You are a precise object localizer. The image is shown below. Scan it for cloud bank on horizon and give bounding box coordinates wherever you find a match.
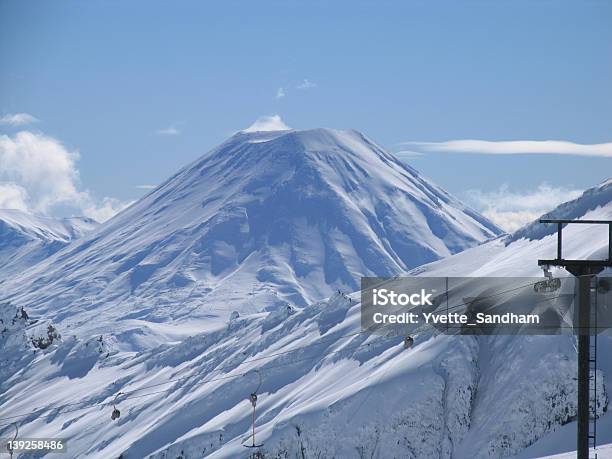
[0,130,130,222]
[404,139,612,158]
[466,184,583,232]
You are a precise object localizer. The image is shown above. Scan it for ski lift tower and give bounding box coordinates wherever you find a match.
[538,218,612,459]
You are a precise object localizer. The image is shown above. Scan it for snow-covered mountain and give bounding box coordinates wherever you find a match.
[0,209,97,278]
[1,171,610,458]
[2,127,500,343]
[0,131,612,459]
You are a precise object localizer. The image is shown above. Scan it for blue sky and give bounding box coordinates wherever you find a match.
[0,0,611,229]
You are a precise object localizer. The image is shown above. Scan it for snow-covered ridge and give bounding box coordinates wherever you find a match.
[0,209,97,243]
[413,179,612,278]
[509,178,612,243]
[0,209,98,277]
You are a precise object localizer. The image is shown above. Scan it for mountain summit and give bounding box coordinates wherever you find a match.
[6,128,500,336]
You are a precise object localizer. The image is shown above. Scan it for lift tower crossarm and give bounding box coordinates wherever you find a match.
[537,219,612,273]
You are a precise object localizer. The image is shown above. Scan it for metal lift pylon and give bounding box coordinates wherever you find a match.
[537,218,612,459]
[243,369,264,458]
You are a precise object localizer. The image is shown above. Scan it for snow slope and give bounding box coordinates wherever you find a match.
[535,444,612,459]
[513,406,612,458]
[0,180,610,458]
[1,127,500,345]
[0,209,97,278]
[0,295,484,458]
[411,179,612,458]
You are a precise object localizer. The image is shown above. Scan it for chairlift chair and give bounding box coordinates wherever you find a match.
[534,266,562,293]
[111,392,123,420]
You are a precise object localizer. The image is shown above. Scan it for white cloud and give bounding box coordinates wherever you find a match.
[135,184,156,190]
[276,87,286,99]
[82,197,133,223]
[403,139,612,158]
[0,131,129,222]
[156,126,181,136]
[0,183,29,211]
[242,115,291,133]
[296,79,317,90]
[394,150,424,159]
[466,184,583,232]
[0,113,39,126]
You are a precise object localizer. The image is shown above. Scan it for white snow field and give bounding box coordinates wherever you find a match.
[535,443,612,459]
[514,416,612,458]
[0,126,610,458]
